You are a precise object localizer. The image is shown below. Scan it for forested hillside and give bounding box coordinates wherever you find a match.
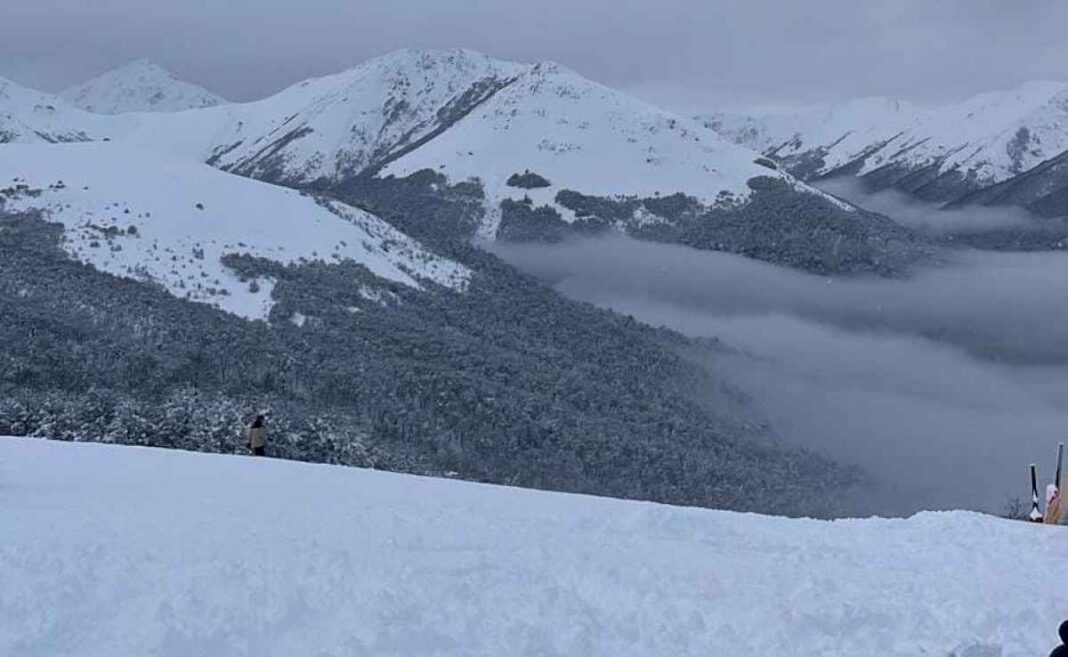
[0,211,864,516]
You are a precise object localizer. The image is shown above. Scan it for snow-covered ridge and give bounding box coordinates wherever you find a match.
[2,436,1065,657]
[126,49,788,201]
[3,48,856,257]
[129,48,530,182]
[114,49,808,238]
[860,80,1068,184]
[61,59,227,114]
[5,49,815,218]
[702,97,920,174]
[0,76,125,143]
[709,81,1068,190]
[0,142,470,319]
[380,58,793,232]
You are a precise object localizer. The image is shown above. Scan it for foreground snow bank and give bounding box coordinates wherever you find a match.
[1,437,1065,657]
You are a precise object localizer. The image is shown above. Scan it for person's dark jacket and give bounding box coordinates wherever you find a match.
[1051,620,1068,657]
[247,415,266,452]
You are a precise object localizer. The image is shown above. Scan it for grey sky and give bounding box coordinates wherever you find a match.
[3,0,1067,112]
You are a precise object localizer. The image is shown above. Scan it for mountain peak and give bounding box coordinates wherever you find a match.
[343,47,527,83]
[60,60,227,114]
[365,47,514,68]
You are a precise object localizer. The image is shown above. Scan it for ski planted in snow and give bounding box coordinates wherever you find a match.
[1044,443,1064,525]
[1030,463,1044,522]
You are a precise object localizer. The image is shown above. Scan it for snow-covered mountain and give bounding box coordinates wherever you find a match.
[708,81,1068,215]
[60,59,227,114]
[3,437,1065,657]
[378,59,786,235]
[0,141,469,319]
[0,76,121,143]
[702,97,920,179]
[86,48,899,273]
[177,49,525,183]
[127,49,788,208]
[859,82,1068,194]
[1,49,923,275]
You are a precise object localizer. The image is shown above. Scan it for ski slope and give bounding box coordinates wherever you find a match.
[1,437,1064,657]
[0,142,470,318]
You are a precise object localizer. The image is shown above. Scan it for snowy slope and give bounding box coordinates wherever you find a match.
[859,81,1068,184]
[60,60,227,114]
[0,142,470,318]
[712,82,1068,192]
[2,437,1066,657]
[0,77,124,143]
[380,60,801,234]
[125,49,527,181]
[703,97,919,175]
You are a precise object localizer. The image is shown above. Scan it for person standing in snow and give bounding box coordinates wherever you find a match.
[247,414,267,456]
[1051,620,1068,657]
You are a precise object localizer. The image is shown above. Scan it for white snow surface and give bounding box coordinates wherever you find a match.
[710,81,1068,186]
[703,97,920,172]
[0,142,470,318]
[860,81,1068,183]
[0,77,124,144]
[1,437,1066,657]
[61,60,227,114]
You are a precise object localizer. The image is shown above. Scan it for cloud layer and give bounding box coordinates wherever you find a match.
[492,236,1068,513]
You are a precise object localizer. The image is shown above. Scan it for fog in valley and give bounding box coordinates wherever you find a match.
[818,178,1040,234]
[491,234,1068,514]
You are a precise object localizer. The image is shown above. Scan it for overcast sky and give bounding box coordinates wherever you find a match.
[3,0,1066,112]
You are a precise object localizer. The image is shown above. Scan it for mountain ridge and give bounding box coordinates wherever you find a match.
[705,80,1068,219]
[60,59,227,114]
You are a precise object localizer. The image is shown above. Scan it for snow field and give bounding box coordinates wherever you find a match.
[1,437,1065,657]
[0,142,470,319]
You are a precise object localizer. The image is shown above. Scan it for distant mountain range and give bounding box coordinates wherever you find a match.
[703,81,1068,218]
[0,50,878,517]
[1,50,923,276]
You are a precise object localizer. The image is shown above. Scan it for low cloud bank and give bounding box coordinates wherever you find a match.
[817,177,1036,234]
[491,236,1068,513]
